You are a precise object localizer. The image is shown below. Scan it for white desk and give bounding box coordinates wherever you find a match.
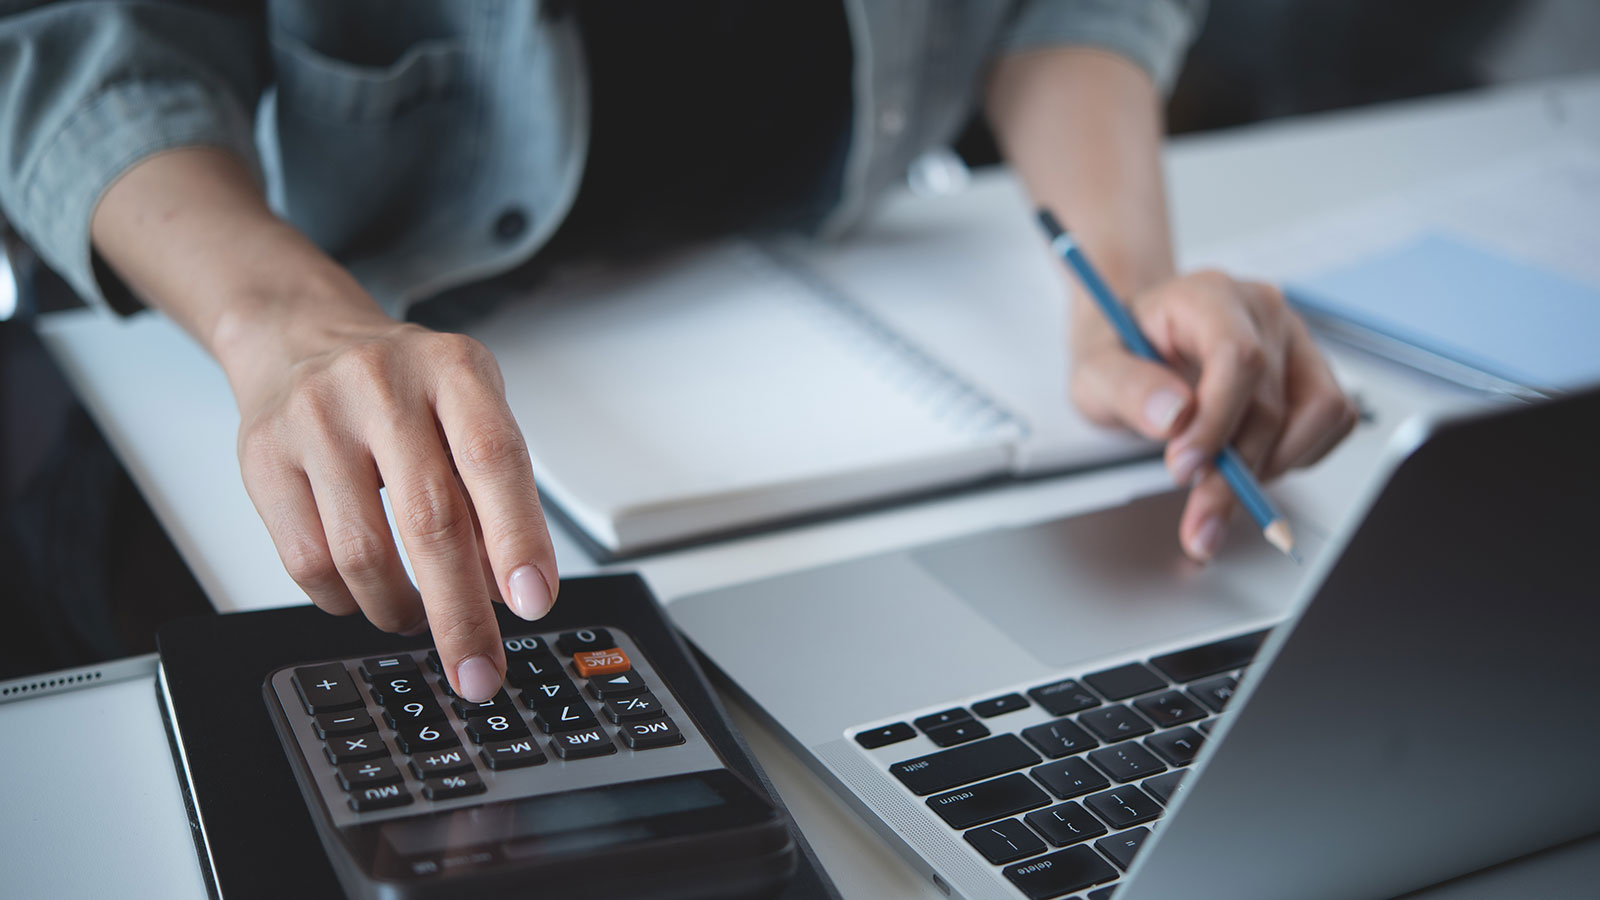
[12,75,1600,898]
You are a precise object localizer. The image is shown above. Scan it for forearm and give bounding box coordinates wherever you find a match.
[89,147,390,396]
[985,47,1176,344]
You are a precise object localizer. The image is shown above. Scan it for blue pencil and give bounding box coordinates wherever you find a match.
[1036,209,1298,561]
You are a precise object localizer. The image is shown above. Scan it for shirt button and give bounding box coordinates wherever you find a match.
[494,208,528,241]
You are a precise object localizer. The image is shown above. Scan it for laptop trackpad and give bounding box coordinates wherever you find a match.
[910,491,1315,669]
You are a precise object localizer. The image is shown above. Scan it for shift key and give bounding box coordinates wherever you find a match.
[889,735,1040,796]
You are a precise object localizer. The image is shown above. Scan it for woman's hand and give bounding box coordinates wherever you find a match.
[1069,270,1358,560]
[90,147,557,702]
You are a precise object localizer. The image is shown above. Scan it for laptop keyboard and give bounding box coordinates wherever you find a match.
[856,629,1269,900]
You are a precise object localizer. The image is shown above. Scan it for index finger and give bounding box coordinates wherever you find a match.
[376,432,506,702]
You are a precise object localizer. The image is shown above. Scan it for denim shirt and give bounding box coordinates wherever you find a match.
[0,0,1202,317]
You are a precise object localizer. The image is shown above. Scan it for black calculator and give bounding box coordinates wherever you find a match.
[265,625,795,899]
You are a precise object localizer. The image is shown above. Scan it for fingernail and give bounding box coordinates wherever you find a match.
[1143,388,1185,435]
[1188,516,1226,562]
[508,565,553,620]
[456,655,502,703]
[1171,446,1207,486]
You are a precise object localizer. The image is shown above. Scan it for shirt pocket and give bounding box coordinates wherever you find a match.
[268,30,474,257]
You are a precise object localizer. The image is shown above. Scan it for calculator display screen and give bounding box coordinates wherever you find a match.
[380,776,725,855]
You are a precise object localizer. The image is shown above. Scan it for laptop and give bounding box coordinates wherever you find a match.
[668,388,1600,900]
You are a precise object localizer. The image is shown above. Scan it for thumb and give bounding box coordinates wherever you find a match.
[1070,346,1194,441]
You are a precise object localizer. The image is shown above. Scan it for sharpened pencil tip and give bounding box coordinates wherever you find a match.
[1264,519,1298,561]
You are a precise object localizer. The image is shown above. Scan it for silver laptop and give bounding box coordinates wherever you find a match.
[669,389,1600,900]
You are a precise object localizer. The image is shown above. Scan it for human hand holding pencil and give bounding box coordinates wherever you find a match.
[1038,209,1358,562]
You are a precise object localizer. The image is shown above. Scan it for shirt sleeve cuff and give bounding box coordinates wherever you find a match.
[15,77,261,315]
[998,0,1207,94]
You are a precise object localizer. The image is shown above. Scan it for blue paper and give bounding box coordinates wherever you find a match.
[1288,234,1600,393]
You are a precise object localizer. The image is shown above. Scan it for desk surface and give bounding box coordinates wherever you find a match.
[17,75,1600,898]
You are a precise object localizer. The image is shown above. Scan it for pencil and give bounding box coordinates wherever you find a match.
[1035,208,1299,562]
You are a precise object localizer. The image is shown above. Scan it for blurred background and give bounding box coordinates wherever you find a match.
[3,0,1598,679]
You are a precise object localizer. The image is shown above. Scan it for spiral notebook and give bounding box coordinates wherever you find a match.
[473,176,1151,557]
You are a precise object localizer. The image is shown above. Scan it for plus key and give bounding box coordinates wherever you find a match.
[292,663,362,713]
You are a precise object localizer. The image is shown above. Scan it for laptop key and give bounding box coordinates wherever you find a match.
[1088,742,1166,783]
[1132,690,1208,728]
[855,723,916,749]
[928,773,1050,829]
[926,719,991,747]
[972,693,1030,718]
[1079,705,1155,742]
[1003,846,1118,899]
[1031,757,1111,799]
[1142,769,1187,805]
[1149,629,1269,682]
[1087,889,1117,900]
[1022,719,1099,758]
[913,708,972,732]
[964,817,1048,864]
[1083,786,1161,829]
[1095,827,1150,871]
[889,735,1041,796]
[1024,801,1107,846]
[1083,663,1167,701]
[1145,726,1205,767]
[1028,679,1101,717]
[1188,675,1238,712]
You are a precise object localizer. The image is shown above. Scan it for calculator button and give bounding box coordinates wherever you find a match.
[293,663,363,713]
[619,715,684,750]
[384,698,447,727]
[394,723,461,754]
[572,648,631,678]
[602,691,665,723]
[425,650,444,675]
[550,726,617,759]
[408,747,475,778]
[913,708,972,732]
[556,629,615,655]
[423,771,485,801]
[971,693,1030,718]
[501,635,549,656]
[481,737,547,770]
[587,669,649,700]
[533,702,599,734]
[370,674,430,707]
[450,689,517,719]
[359,655,418,682]
[520,677,581,709]
[1027,679,1101,717]
[925,719,990,747]
[349,783,412,812]
[465,712,532,744]
[505,653,564,688]
[854,723,916,749]
[324,734,389,765]
[337,759,403,791]
[314,710,377,738]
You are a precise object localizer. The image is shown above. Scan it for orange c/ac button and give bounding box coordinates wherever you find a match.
[573,648,631,677]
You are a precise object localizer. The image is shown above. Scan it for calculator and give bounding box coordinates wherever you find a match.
[265,625,795,899]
